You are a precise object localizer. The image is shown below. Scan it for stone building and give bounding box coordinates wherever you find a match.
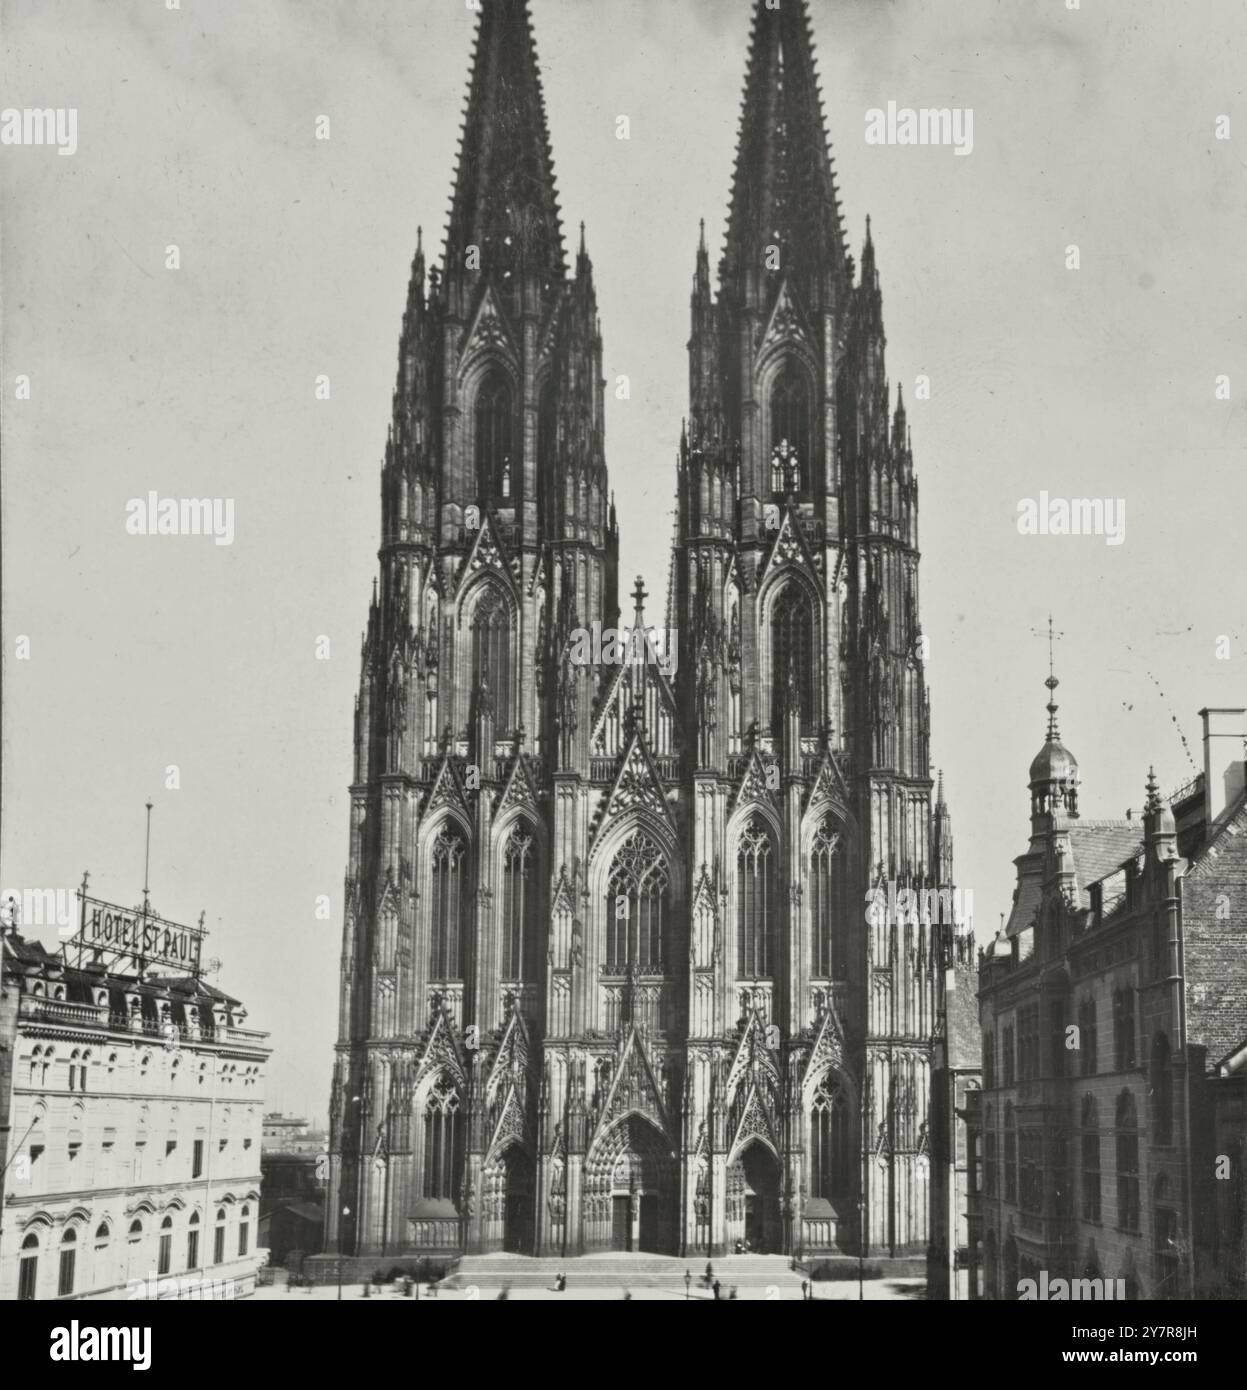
[326,0,965,1264]
[974,687,1247,1300]
[0,918,269,1300]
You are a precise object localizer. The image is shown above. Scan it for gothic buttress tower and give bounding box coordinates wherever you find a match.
[327,0,619,1259]
[671,0,966,1257]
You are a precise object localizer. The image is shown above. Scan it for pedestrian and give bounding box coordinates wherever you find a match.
[704,1260,713,1285]
[728,1285,738,1300]
[555,1271,566,1292]
[801,1279,808,1301]
[712,1278,721,1301]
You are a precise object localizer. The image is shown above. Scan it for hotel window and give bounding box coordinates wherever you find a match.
[158,1216,173,1275]
[1081,1094,1101,1222]
[192,1138,204,1178]
[1003,1103,1017,1201]
[238,1205,250,1257]
[1113,988,1136,1070]
[58,1229,77,1298]
[1115,1091,1140,1232]
[1078,997,1097,1075]
[94,1222,110,1262]
[18,1233,39,1301]
[213,1209,226,1265]
[187,1213,200,1269]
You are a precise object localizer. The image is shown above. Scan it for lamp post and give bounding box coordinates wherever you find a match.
[857,1195,865,1302]
[684,1269,691,1300]
[336,1205,349,1301]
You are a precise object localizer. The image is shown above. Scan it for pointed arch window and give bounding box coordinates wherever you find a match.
[737,818,777,978]
[471,586,512,730]
[1116,1091,1140,1232]
[770,364,810,493]
[501,824,539,981]
[606,832,670,972]
[1150,1033,1172,1146]
[422,1074,464,1202]
[811,819,846,979]
[771,585,815,735]
[430,828,467,981]
[474,369,514,503]
[1081,1094,1101,1222]
[809,1072,850,1199]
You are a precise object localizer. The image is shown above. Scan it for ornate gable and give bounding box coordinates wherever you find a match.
[594,1026,671,1142]
[590,651,680,756]
[804,746,853,818]
[457,512,519,594]
[726,1008,781,1100]
[486,1084,530,1159]
[802,999,848,1092]
[461,283,517,361]
[591,730,675,846]
[416,1010,467,1089]
[759,274,812,355]
[496,750,540,816]
[486,1007,530,1105]
[731,747,778,815]
[761,506,823,590]
[728,1081,779,1159]
[424,754,471,818]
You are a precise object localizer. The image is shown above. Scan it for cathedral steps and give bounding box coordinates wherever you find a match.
[445,1253,802,1290]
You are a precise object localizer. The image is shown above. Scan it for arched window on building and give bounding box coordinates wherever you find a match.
[770,364,811,493]
[737,818,777,978]
[57,1228,77,1297]
[606,831,670,972]
[809,1072,851,1199]
[1081,1094,1101,1222]
[19,1232,40,1300]
[471,586,512,730]
[1150,1033,1172,1146]
[238,1204,250,1257]
[422,1075,464,1202]
[810,820,846,979]
[158,1215,173,1276]
[429,827,468,981]
[1004,1102,1017,1202]
[213,1209,226,1265]
[500,823,539,982]
[1116,1091,1140,1232]
[474,369,514,503]
[186,1212,200,1270]
[770,586,815,735]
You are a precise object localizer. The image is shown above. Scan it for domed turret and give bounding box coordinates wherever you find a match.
[1029,640,1079,821]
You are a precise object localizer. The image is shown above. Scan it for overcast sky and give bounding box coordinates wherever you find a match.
[3,0,1244,1121]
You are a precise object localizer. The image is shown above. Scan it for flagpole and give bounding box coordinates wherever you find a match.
[140,800,153,974]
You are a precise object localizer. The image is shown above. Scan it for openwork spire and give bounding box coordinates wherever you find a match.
[444,0,566,287]
[722,0,848,288]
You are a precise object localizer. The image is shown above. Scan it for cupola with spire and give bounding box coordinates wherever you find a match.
[1029,618,1080,822]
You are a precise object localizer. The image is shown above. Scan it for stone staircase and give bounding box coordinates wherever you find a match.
[444,1252,802,1294]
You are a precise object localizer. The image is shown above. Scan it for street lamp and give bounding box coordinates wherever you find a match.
[337,1206,350,1301]
[857,1195,865,1302]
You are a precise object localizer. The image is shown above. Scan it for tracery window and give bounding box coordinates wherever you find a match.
[1116,1091,1140,1232]
[1081,1094,1101,1222]
[809,1072,851,1199]
[475,369,514,503]
[770,365,810,492]
[1004,1102,1017,1202]
[1150,1033,1172,1145]
[430,828,467,980]
[737,819,777,978]
[810,819,845,979]
[501,824,539,981]
[471,586,512,729]
[771,585,815,735]
[606,832,670,972]
[422,1074,464,1202]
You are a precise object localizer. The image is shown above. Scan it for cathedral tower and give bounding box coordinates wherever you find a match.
[328,0,964,1263]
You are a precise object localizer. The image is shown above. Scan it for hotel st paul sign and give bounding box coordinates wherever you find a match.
[71,886,205,976]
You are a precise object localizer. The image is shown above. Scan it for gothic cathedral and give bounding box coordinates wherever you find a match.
[327,0,964,1263]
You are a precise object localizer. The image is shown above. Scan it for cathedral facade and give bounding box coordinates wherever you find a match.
[325,0,966,1262]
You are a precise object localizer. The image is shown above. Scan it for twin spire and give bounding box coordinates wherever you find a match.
[444,0,565,291]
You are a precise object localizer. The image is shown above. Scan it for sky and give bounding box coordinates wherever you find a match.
[2,0,1244,1122]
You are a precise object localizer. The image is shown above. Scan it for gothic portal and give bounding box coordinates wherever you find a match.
[326,0,965,1262]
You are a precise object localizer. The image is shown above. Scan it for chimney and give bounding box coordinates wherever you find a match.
[1200,707,1247,826]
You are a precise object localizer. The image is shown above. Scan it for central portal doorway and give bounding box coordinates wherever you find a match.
[611,1196,631,1251]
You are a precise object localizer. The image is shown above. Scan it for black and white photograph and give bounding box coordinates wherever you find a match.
[1,0,1243,1360]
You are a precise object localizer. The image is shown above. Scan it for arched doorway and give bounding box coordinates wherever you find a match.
[481,1145,534,1254]
[729,1141,781,1253]
[584,1115,677,1254]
